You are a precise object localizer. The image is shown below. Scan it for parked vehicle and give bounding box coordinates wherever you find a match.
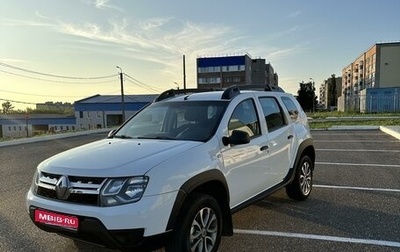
[26,85,315,252]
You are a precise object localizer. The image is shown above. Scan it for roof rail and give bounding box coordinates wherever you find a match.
[238,84,285,92]
[154,84,285,102]
[153,88,217,102]
[221,86,241,100]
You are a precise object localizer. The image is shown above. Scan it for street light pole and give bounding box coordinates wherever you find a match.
[116,66,125,123]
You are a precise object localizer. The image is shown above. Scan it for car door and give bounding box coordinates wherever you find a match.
[258,96,294,184]
[220,98,271,208]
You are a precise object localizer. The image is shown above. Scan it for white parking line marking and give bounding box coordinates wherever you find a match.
[234,229,400,248]
[314,184,400,193]
[316,149,400,153]
[311,134,386,137]
[314,140,398,143]
[316,162,400,168]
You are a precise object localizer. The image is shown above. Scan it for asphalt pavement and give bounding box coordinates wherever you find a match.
[0,126,399,251]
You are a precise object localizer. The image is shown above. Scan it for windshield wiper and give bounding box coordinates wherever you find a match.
[113,135,133,139]
[136,135,176,140]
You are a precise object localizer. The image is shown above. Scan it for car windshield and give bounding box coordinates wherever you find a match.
[113,101,228,141]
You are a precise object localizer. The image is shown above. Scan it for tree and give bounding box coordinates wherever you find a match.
[2,101,14,114]
[328,74,337,108]
[296,81,316,112]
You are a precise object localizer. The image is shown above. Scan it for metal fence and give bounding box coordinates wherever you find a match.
[345,93,400,113]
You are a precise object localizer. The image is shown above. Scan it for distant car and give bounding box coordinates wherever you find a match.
[26,85,315,252]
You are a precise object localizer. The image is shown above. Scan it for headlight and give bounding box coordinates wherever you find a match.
[100,176,149,207]
[30,170,39,195]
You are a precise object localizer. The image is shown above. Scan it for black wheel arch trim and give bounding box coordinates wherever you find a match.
[166,169,233,236]
[285,138,315,186]
[293,138,315,171]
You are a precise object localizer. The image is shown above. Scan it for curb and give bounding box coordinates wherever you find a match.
[327,125,380,130]
[323,125,400,140]
[380,126,400,140]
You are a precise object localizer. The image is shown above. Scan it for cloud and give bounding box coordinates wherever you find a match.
[267,47,300,61]
[2,10,305,91]
[2,11,300,69]
[92,0,124,12]
[57,18,241,64]
[139,17,173,30]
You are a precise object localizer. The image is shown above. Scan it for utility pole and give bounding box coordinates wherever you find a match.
[183,55,186,90]
[116,66,125,122]
[25,113,29,137]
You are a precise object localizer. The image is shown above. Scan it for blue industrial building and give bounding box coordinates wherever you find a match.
[0,94,157,138]
[74,94,157,130]
[0,114,76,138]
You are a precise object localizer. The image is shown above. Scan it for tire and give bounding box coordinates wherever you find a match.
[166,193,222,252]
[286,155,313,200]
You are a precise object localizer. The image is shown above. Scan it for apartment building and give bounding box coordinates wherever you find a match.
[197,55,278,89]
[339,42,400,112]
[319,82,326,108]
[322,76,342,110]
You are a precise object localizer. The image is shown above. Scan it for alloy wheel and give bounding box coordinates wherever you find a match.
[190,207,218,252]
[299,161,312,196]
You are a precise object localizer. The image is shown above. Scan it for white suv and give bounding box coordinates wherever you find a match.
[26,85,315,252]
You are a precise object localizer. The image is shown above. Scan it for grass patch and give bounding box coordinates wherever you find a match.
[307,111,400,129]
[309,118,400,129]
[307,111,400,119]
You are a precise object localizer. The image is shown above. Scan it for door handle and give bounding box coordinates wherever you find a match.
[260,145,269,151]
[287,135,294,140]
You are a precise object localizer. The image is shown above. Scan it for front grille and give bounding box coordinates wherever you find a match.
[36,172,106,206]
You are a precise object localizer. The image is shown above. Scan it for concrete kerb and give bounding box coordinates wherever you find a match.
[0,128,113,148]
[326,125,400,140]
[328,125,380,130]
[380,126,400,140]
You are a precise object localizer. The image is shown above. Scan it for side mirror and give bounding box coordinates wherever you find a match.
[222,130,250,146]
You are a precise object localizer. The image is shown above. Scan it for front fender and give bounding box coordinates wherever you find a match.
[166,169,233,236]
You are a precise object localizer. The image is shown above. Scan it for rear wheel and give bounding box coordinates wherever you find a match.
[166,193,222,252]
[286,155,313,200]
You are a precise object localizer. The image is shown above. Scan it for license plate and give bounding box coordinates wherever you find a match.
[34,209,79,230]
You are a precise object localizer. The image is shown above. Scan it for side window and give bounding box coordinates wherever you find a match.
[228,99,260,137]
[281,96,299,121]
[259,97,287,132]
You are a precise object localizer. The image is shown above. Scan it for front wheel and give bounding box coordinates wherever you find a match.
[166,193,222,252]
[286,155,313,200]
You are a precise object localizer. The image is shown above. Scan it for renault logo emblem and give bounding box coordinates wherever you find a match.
[55,176,70,200]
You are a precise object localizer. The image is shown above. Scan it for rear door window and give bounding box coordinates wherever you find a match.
[281,96,300,121]
[259,97,287,132]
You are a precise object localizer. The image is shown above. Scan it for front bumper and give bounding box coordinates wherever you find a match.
[29,206,169,251]
[26,189,177,251]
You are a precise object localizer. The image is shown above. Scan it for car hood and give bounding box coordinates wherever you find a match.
[38,138,202,177]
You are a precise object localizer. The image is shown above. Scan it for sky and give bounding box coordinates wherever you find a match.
[1,0,400,110]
